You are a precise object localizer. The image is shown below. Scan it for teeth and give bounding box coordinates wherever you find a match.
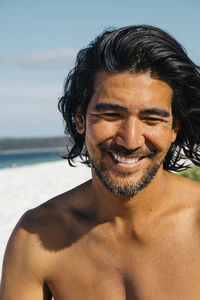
[113,154,140,164]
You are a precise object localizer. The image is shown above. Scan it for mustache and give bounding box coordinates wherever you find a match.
[99,143,157,158]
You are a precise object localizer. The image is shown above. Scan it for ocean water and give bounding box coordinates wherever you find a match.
[0,150,66,169]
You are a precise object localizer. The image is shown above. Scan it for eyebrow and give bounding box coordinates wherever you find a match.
[140,108,170,117]
[92,103,170,117]
[92,103,127,112]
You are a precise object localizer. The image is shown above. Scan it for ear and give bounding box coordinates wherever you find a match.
[75,107,85,134]
[171,120,179,143]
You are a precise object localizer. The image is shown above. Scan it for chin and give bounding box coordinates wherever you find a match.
[91,159,162,197]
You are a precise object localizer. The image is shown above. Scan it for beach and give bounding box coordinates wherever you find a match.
[0,160,91,273]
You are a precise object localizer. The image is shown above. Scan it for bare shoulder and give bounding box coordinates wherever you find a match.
[169,171,200,201]
[0,180,93,299]
[15,179,94,252]
[0,208,53,299]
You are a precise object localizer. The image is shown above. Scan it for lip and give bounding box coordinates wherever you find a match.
[108,152,145,169]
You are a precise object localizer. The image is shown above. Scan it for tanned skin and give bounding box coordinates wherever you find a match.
[1,72,200,300]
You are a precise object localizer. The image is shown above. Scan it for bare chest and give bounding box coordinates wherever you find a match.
[47,231,200,300]
[46,213,200,300]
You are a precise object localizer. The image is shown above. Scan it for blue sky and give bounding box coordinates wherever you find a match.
[1,0,200,137]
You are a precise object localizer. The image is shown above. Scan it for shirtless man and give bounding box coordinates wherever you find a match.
[1,25,200,300]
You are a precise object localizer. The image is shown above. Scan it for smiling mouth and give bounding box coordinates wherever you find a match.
[110,153,144,164]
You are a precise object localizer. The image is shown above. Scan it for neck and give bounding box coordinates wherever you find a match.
[91,167,171,223]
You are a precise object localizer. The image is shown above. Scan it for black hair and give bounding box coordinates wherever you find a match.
[58,24,200,172]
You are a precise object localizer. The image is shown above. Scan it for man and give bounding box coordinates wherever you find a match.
[1,25,200,300]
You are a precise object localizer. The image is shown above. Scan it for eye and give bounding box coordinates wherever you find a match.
[89,111,122,121]
[145,117,162,121]
[96,112,123,122]
[143,117,163,124]
[102,113,121,117]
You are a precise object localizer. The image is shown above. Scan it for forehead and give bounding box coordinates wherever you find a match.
[89,71,173,112]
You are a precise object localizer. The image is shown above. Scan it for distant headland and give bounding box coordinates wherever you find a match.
[0,136,69,153]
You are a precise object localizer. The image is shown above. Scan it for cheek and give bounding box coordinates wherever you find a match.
[144,126,174,152]
[86,119,117,145]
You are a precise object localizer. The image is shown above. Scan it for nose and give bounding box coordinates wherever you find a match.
[115,117,145,150]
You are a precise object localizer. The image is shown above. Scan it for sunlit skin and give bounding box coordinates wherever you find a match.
[1,72,200,300]
[76,72,178,220]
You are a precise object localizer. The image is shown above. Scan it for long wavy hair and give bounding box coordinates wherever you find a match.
[58,25,200,172]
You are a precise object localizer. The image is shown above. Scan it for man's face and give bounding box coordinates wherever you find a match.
[76,71,177,196]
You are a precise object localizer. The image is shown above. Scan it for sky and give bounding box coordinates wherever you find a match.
[0,0,200,138]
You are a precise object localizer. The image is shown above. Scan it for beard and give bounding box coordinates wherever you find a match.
[90,143,162,197]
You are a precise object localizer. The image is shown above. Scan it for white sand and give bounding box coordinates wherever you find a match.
[0,160,91,273]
